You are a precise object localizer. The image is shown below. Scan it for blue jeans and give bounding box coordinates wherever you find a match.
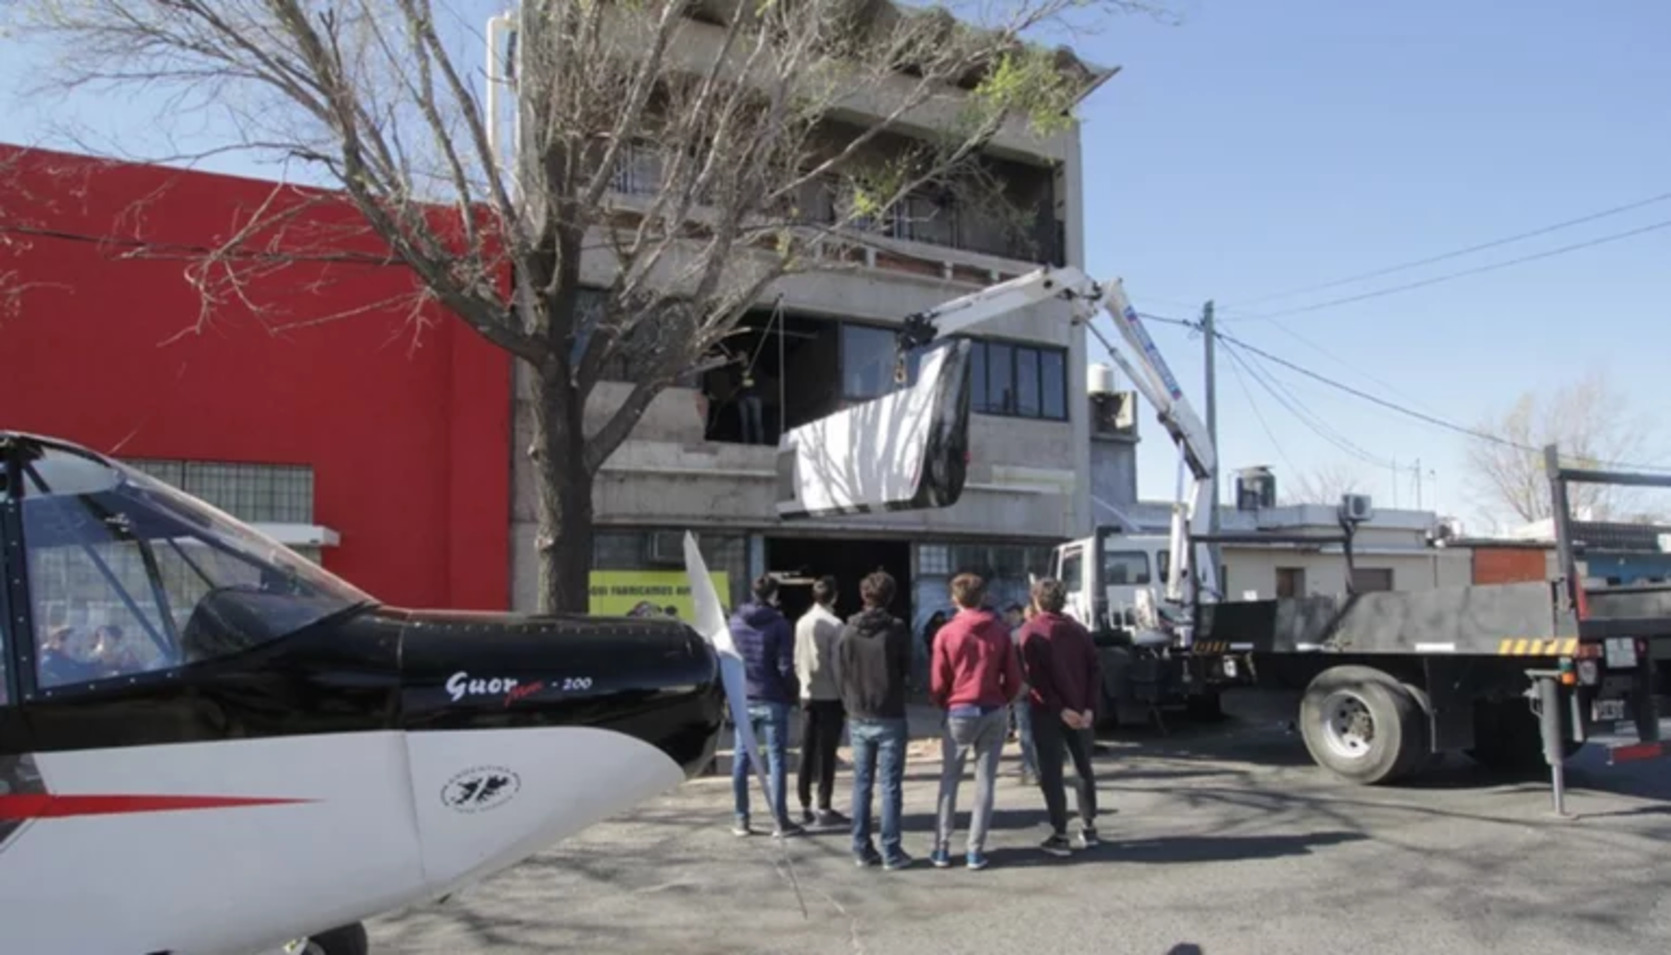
[1012,698,1038,778]
[733,700,791,827]
[848,717,908,860]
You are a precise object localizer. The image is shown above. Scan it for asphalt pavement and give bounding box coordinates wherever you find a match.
[369,713,1671,955]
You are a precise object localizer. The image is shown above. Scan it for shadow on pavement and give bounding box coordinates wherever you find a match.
[980,829,1367,868]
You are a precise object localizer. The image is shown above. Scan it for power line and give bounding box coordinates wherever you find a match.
[1221,343,1299,475]
[1227,189,1671,309]
[1223,339,1394,469]
[1129,297,1671,473]
[1213,326,1671,472]
[1227,216,1671,322]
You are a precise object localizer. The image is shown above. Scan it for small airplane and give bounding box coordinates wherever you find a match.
[0,430,776,955]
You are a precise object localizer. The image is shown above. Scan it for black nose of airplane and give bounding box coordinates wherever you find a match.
[394,610,725,778]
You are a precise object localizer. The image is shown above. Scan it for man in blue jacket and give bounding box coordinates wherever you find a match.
[730,575,802,837]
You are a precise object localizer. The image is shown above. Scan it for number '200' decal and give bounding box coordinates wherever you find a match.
[563,677,593,691]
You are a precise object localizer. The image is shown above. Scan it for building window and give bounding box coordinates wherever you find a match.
[593,530,749,611]
[1276,567,1306,599]
[833,324,1066,422]
[841,323,925,402]
[967,340,1068,422]
[122,459,314,525]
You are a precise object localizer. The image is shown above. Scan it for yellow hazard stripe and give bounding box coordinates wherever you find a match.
[1496,637,1581,656]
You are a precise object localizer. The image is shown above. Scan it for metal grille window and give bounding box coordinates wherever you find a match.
[122,459,315,524]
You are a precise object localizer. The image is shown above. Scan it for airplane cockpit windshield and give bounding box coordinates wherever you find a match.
[10,438,374,692]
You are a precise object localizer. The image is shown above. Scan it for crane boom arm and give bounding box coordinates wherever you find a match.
[899,265,1220,610]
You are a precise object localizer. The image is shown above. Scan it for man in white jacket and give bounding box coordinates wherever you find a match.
[795,575,849,828]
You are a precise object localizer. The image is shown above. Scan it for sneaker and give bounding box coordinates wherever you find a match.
[772,821,806,839]
[802,807,816,827]
[1076,828,1100,849]
[1040,834,1073,857]
[731,818,752,837]
[966,851,990,871]
[816,808,850,828]
[882,850,914,871]
[854,846,882,867]
[929,846,952,868]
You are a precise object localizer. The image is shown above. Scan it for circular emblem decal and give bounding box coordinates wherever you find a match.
[440,766,522,813]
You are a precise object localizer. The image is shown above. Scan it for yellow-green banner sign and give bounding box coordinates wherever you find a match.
[588,570,730,622]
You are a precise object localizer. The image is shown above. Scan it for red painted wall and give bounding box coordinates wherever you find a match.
[0,145,511,610]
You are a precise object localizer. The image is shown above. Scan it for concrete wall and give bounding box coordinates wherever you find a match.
[1220,547,1473,601]
[1090,435,1140,527]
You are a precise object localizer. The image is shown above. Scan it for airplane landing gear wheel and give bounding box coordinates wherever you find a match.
[303,923,369,955]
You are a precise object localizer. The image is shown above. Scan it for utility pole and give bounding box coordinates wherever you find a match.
[1203,300,1221,589]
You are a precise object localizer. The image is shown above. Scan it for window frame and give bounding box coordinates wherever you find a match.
[837,320,926,403]
[964,338,1070,423]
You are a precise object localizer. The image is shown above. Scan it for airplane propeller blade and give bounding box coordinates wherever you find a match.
[682,533,774,822]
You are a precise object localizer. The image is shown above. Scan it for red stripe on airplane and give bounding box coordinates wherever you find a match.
[0,794,310,820]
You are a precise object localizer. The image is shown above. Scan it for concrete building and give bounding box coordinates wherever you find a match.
[1089,398,1471,599]
[510,11,1115,636]
[2,11,1111,640]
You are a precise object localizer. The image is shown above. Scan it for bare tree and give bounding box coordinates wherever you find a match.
[1279,463,1364,507]
[1465,370,1658,532]
[10,0,1152,610]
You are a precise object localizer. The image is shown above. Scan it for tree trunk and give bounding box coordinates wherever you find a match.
[529,365,594,614]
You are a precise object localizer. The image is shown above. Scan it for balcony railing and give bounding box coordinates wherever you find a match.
[605,143,1060,265]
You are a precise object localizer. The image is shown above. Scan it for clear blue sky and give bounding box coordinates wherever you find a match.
[1067,0,1671,527]
[3,0,1667,530]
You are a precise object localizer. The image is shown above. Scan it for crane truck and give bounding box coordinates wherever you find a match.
[775,264,1671,804]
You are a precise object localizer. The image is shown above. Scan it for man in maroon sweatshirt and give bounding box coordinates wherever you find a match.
[929,573,1024,870]
[1018,577,1102,856]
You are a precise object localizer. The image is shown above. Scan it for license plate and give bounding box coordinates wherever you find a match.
[1594,699,1628,722]
[1605,638,1638,669]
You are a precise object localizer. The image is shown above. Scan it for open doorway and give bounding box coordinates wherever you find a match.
[765,536,911,623]
[702,309,838,447]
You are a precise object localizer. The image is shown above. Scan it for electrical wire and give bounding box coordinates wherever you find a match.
[1221,342,1300,476]
[1214,326,1671,473]
[1227,189,1671,309]
[1223,339,1394,469]
[1227,216,1671,323]
[1148,307,1671,473]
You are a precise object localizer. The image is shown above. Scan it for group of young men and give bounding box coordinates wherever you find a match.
[727,568,1102,871]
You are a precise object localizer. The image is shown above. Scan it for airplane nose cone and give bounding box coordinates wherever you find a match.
[396,611,724,778]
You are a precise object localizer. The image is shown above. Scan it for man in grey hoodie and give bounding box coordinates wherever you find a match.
[795,575,849,828]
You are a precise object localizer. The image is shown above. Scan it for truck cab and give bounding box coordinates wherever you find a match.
[1052,528,1187,639]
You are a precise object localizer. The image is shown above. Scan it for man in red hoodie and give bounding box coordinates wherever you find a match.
[1018,577,1102,857]
[929,572,1024,870]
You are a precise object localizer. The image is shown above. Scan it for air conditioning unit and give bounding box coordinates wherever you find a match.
[1340,493,1374,524]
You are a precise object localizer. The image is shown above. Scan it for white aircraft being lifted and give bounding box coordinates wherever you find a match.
[0,432,784,954]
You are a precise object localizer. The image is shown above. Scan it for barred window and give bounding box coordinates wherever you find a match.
[122,459,314,524]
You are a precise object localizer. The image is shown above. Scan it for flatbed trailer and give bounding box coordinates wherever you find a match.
[1186,447,1671,798]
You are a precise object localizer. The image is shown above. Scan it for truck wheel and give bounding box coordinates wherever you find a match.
[302,923,369,955]
[1299,666,1423,785]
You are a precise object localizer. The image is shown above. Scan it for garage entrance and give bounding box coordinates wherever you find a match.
[765,536,911,623]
